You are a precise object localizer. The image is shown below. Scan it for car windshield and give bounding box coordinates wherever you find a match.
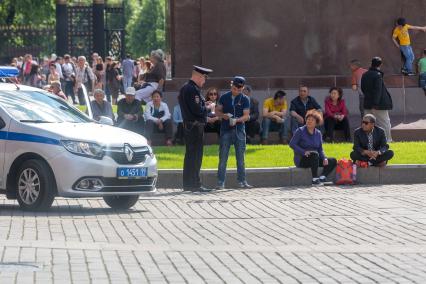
[0,90,92,123]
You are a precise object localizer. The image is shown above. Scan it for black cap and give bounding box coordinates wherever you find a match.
[193,65,213,75]
[232,76,246,88]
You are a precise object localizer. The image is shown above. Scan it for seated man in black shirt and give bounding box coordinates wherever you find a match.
[290,85,322,134]
[116,87,144,134]
[350,114,394,167]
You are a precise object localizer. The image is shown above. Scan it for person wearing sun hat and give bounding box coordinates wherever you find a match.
[116,86,144,134]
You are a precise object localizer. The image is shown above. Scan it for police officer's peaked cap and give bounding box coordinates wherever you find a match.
[232,76,246,88]
[193,65,213,75]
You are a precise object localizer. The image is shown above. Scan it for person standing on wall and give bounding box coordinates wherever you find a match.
[178,66,213,192]
[392,17,426,76]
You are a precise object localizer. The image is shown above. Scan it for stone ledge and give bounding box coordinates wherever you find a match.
[157,165,426,188]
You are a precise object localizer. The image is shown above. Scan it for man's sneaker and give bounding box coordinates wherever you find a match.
[238,181,253,189]
[216,183,225,190]
[319,176,327,183]
[407,72,416,76]
[312,178,323,186]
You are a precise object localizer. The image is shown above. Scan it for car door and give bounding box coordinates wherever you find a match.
[0,108,11,189]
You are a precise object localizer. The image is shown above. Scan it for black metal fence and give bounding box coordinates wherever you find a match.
[0,25,55,64]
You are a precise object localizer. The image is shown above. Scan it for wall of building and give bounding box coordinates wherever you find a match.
[170,0,426,78]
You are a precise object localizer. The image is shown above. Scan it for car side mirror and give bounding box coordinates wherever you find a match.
[98,116,114,126]
[0,117,5,129]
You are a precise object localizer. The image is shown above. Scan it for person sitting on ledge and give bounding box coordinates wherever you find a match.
[144,90,174,146]
[350,114,394,167]
[323,87,351,142]
[289,110,337,185]
[261,90,289,144]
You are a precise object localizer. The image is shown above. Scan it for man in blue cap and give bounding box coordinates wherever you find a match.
[215,76,253,189]
[178,65,213,192]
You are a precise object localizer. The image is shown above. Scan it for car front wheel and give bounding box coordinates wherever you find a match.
[16,159,55,211]
[103,195,139,210]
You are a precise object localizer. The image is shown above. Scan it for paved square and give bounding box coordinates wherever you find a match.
[1,184,426,283]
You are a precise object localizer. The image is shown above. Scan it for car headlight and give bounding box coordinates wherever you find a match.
[147,145,154,157]
[61,140,104,159]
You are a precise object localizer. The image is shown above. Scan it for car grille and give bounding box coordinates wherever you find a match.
[105,146,150,165]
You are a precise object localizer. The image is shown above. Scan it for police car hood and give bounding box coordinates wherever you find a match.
[30,122,148,147]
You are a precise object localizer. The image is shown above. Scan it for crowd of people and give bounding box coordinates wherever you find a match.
[178,65,395,191]
[8,15,424,189]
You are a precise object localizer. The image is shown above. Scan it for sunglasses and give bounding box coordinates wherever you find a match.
[209,92,218,95]
[362,121,371,125]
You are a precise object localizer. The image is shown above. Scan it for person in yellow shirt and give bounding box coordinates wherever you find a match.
[392,17,426,75]
[261,90,289,144]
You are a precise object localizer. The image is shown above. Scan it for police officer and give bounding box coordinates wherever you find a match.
[178,66,213,192]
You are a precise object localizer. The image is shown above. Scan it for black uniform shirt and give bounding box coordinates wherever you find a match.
[178,80,207,123]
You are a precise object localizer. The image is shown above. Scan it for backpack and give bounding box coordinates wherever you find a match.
[335,158,356,185]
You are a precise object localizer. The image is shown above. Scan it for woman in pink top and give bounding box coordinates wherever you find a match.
[324,87,351,142]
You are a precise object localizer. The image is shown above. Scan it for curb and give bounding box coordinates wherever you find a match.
[157,165,426,188]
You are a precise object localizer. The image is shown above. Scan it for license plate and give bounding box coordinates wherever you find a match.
[117,167,148,179]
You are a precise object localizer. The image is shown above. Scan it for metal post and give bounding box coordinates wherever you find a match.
[56,0,68,56]
[93,0,105,58]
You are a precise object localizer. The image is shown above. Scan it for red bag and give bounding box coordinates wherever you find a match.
[335,158,356,185]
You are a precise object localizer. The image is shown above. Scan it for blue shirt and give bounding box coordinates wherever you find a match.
[289,126,326,166]
[218,91,250,131]
[122,58,134,77]
[173,105,183,124]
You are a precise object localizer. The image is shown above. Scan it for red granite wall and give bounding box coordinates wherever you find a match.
[170,0,426,78]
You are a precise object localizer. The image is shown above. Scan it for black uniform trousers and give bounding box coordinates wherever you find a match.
[183,121,205,189]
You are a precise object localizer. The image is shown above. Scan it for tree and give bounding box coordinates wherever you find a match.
[126,0,166,58]
[0,0,55,26]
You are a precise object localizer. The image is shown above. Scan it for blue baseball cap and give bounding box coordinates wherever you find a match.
[232,76,246,88]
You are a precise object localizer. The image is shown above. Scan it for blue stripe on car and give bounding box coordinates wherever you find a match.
[0,131,60,145]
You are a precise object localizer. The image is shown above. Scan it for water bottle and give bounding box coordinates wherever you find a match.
[352,163,357,183]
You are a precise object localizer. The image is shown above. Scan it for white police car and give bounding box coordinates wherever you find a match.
[0,67,157,211]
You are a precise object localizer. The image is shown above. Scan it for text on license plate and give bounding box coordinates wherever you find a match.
[117,167,148,178]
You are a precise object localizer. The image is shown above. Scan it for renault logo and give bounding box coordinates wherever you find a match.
[124,144,134,162]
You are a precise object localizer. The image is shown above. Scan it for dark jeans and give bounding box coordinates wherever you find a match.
[77,87,86,106]
[261,117,288,140]
[298,152,337,178]
[350,150,394,166]
[145,119,173,141]
[245,120,260,138]
[117,117,144,135]
[420,72,426,92]
[64,81,75,103]
[183,121,205,189]
[324,116,351,141]
[217,127,247,184]
[174,122,185,145]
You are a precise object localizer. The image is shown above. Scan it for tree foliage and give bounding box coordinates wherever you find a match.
[126,0,166,58]
[0,0,55,26]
